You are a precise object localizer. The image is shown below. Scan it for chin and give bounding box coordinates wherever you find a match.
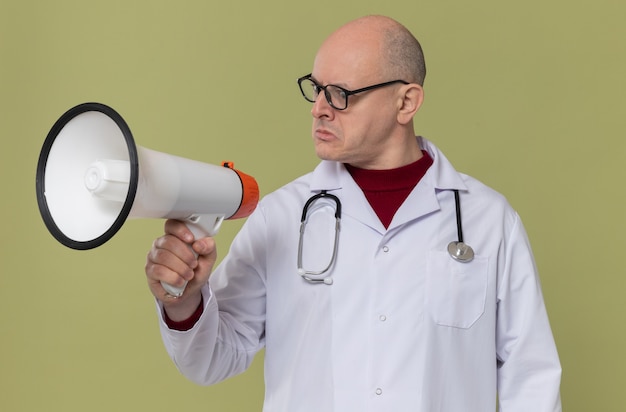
[314,147,338,162]
[314,141,348,163]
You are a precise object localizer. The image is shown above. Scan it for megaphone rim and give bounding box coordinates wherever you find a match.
[36,102,139,250]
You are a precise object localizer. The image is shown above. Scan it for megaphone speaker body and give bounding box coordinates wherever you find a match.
[36,102,259,296]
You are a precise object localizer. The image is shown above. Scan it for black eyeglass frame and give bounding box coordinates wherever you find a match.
[297,74,409,110]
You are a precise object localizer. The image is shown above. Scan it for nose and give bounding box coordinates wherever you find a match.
[311,92,334,119]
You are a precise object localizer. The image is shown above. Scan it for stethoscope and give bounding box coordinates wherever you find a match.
[297,189,474,285]
[447,189,475,263]
[297,191,341,285]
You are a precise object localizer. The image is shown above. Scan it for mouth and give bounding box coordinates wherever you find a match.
[313,125,336,141]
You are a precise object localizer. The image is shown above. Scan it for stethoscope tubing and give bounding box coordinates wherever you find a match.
[448,189,475,262]
[297,191,341,283]
[453,189,465,243]
[298,188,475,285]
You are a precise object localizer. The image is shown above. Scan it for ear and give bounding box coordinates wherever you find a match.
[397,84,424,125]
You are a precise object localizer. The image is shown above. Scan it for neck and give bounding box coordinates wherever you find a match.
[350,136,423,170]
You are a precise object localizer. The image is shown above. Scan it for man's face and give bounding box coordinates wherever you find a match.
[308,31,405,169]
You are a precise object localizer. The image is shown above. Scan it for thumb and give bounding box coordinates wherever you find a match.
[193,237,218,272]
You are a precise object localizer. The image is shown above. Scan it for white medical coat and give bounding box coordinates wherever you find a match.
[158,137,562,411]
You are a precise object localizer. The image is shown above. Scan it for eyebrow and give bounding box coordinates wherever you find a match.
[310,74,351,89]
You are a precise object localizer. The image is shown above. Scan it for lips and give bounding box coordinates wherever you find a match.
[313,123,337,141]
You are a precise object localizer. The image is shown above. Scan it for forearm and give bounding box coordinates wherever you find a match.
[496,216,562,410]
[157,284,261,386]
[158,285,222,384]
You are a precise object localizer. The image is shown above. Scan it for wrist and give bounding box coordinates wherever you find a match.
[163,292,203,323]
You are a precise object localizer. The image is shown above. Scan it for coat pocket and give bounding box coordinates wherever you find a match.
[426,251,489,329]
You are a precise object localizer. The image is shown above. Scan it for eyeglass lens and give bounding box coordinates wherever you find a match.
[299,78,348,110]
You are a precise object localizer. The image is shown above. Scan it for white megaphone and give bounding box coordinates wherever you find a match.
[36,102,259,297]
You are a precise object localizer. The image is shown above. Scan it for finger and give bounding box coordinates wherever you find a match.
[192,238,218,272]
[161,288,183,302]
[164,219,195,243]
[146,237,196,285]
[146,254,189,292]
[155,233,198,269]
[191,236,217,257]
[186,238,217,285]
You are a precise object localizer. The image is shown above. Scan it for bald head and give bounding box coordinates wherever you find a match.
[319,16,426,86]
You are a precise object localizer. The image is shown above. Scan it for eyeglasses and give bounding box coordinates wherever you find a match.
[297,74,409,110]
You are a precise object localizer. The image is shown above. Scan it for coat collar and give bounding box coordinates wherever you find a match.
[310,137,466,191]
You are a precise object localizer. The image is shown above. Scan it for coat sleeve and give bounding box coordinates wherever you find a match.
[496,213,562,411]
[156,207,268,386]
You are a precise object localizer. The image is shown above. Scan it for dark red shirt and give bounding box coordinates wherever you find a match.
[345,150,433,228]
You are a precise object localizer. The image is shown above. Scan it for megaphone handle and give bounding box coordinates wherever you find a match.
[160,217,222,298]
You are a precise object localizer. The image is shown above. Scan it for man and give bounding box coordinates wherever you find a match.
[145,15,562,411]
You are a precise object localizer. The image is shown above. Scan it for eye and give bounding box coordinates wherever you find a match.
[327,86,347,105]
[312,84,322,96]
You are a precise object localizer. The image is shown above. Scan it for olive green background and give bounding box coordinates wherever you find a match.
[1,0,624,410]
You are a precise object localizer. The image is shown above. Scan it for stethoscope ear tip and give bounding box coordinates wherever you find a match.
[447,241,475,263]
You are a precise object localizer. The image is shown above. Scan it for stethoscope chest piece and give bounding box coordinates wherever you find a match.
[447,189,475,263]
[447,241,474,263]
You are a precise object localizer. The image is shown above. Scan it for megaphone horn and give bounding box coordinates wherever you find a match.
[36,102,260,297]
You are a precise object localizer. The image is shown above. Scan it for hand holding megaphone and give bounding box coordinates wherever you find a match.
[36,103,259,297]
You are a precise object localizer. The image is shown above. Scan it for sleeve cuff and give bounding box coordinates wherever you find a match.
[163,295,204,331]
